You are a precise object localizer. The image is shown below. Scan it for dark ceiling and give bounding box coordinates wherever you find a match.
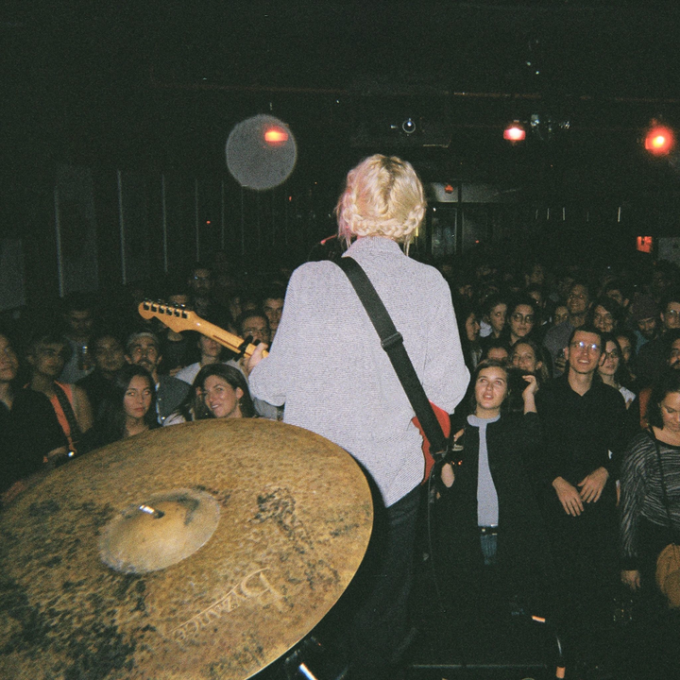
[3,1,680,187]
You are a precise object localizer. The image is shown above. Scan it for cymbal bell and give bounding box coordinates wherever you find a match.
[0,418,373,680]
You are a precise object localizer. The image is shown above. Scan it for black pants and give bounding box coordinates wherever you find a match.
[320,484,421,679]
[545,496,619,660]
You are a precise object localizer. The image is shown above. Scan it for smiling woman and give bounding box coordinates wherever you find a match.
[195,364,255,420]
[620,371,680,606]
[435,359,550,619]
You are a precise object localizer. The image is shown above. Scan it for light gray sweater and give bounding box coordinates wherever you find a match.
[249,237,469,506]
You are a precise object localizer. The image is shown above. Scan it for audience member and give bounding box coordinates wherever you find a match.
[536,325,632,668]
[510,338,550,385]
[26,331,93,455]
[158,284,194,375]
[262,287,285,341]
[553,303,569,327]
[0,331,68,505]
[125,331,189,424]
[634,329,680,429]
[84,364,158,450]
[456,300,482,371]
[76,330,126,417]
[619,371,680,676]
[588,296,623,335]
[198,364,255,419]
[629,294,660,354]
[503,295,537,348]
[481,338,510,365]
[436,361,551,621]
[635,288,680,387]
[597,333,636,409]
[175,333,226,385]
[543,280,593,376]
[59,293,96,383]
[479,294,507,342]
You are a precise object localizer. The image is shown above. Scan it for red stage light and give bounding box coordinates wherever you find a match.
[644,123,675,156]
[264,126,289,145]
[503,121,526,142]
[636,236,653,254]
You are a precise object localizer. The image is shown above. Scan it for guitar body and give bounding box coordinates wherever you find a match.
[413,402,451,484]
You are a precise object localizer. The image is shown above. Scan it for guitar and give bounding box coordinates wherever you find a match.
[139,300,447,483]
[137,301,268,360]
[413,403,452,484]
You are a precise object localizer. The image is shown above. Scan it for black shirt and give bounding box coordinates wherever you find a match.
[536,374,633,488]
[0,388,67,493]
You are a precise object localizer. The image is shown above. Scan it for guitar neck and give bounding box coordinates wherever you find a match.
[138,301,268,359]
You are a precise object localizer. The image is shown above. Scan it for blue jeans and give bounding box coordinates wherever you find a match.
[480,530,498,567]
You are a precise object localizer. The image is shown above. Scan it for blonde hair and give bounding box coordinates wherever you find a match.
[336,155,426,250]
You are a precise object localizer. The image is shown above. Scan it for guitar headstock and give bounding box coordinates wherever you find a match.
[138,300,198,334]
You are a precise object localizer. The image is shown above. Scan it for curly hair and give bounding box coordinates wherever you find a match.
[647,370,680,429]
[335,155,426,250]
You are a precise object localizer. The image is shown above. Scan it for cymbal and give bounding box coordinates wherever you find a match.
[0,419,373,680]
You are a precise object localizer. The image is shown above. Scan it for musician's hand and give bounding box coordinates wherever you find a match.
[441,462,455,488]
[243,343,268,377]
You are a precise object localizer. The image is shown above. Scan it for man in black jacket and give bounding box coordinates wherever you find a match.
[536,326,633,667]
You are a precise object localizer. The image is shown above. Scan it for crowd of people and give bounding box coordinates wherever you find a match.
[2,154,680,678]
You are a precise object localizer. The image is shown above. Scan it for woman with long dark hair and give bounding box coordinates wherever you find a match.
[85,364,158,449]
[196,364,255,420]
[437,360,551,618]
[597,333,635,409]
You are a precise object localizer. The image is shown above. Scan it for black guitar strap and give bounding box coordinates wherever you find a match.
[336,256,448,460]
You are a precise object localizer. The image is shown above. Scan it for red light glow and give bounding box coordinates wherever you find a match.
[644,124,675,156]
[636,236,653,254]
[264,127,289,145]
[503,122,526,142]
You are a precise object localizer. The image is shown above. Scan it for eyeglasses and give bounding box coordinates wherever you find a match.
[604,350,620,360]
[512,313,535,324]
[666,310,680,318]
[570,340,601,353]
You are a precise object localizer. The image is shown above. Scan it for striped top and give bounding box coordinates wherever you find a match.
[619,430,680,569]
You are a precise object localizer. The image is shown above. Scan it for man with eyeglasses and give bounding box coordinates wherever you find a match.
[543,280,593,377]
[634,288,680,388]
[536,326,632,670]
